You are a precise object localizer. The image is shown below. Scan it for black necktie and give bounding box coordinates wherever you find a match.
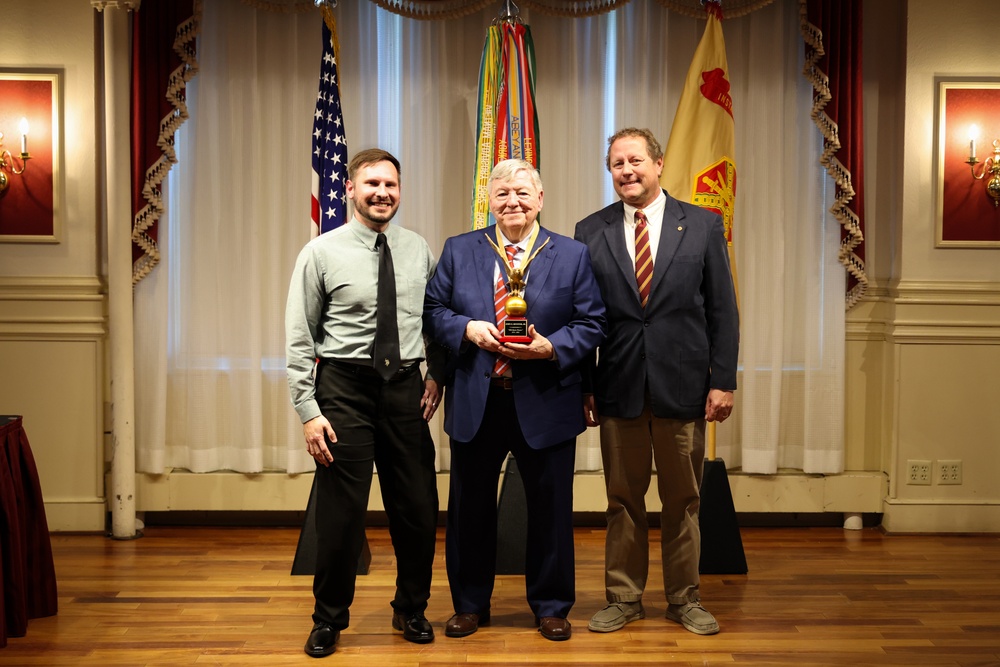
[373,232,401,381]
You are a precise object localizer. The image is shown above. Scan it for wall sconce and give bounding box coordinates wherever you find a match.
[965,124,1000,208]
[0,117,32,196]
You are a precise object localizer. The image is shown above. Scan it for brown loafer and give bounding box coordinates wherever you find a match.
[445,612,489,638]
[538,616,572,641]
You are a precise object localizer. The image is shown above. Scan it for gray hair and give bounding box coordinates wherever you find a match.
[487,159,543,193]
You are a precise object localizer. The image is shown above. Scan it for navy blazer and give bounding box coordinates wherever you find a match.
[574,189,739,421]
[424,226,606,450]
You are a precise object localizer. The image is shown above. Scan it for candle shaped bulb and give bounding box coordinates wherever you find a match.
[968,124,980,161]
[18,117,29,155]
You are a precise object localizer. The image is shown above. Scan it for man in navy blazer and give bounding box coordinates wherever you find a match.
[574,128,739,636]
[424,159,605,642]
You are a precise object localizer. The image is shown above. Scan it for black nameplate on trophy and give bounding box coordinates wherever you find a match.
[502,318,530,343]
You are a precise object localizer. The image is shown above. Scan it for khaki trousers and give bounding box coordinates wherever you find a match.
[599,408,705,605]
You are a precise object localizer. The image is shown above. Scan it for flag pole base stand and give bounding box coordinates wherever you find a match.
[291,474,371,576]
[495,455,528,575]
[699,458,748,574]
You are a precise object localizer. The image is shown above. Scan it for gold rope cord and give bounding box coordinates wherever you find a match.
[520,0,630,16]
[654,0,775,19]
[258,0,780,20]
[368,0,496,19]
[237,0,317,13]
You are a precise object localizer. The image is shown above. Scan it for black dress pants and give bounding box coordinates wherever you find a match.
[446,385,576,620]
[311,360,438,629]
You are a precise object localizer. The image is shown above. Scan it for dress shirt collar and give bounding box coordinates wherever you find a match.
[623,189,666,229]
[349,217,395,248]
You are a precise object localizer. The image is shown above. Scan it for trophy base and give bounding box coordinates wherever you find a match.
[501,318,531,344]
[499,334,532,344]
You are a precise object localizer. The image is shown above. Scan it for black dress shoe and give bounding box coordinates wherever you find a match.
[392,611,435,644]
[445,612,489,638]
[304,623,339,657]
[538,616,572,641]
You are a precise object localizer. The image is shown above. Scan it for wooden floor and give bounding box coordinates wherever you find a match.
[2,525,999,666]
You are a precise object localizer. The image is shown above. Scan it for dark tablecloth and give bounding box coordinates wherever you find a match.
[0,415,58,648]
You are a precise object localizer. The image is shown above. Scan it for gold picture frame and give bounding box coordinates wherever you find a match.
[0,69,62,243]
[935,80,1000,247]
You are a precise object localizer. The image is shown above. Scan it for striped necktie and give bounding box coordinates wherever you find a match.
[493,244,517,376]
[634,209,652,308]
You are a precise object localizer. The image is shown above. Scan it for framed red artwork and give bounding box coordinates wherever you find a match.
[936,80,1000,247]
[0,70,61,243]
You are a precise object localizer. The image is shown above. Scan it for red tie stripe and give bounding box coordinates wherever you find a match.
[634,209,653,308]
[493,244,517,376]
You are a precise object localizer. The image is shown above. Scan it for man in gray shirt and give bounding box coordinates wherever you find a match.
[286,148,441,657]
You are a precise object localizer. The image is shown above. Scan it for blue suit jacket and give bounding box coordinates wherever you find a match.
[424,226,606,450]
[574,190,739,421]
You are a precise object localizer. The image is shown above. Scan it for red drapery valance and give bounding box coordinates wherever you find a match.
[801,0,867,308]
[130,0,199,284]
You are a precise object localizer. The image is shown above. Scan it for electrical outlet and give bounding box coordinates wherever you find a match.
[906,460,932,485]
[938,460,962,485]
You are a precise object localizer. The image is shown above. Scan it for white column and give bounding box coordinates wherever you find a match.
[95,0,140,539]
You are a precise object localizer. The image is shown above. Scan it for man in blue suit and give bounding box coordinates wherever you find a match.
[424,159,605,642]
[574,128,739,636]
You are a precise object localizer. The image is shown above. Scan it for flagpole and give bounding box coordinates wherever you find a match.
[660,0,746,575]
[660,0,738,461]
[294,2,369,577]
[474,2,540,576]
[310,3,348,237]
[471,1,538,230]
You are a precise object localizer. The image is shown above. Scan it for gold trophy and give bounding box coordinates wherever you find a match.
[486,234,550,343]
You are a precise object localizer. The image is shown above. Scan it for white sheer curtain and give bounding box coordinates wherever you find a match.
[135,1,318,473]
[710,0,845,474]
[135,0,844,476]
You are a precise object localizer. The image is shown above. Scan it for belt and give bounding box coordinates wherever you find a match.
[490,376,514,390]
[325,359,419,380]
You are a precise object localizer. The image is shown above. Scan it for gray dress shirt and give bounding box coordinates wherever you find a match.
[285,218,436,423]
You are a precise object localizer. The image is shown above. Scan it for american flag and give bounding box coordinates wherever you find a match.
[310,14,348,237]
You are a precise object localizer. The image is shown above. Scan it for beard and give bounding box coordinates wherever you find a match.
[353,196,398,225]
